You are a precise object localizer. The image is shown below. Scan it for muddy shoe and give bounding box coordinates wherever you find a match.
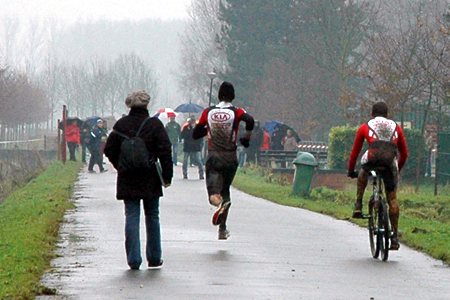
[212,201,231,226]
[352,200,363,218]
[390,236,400,250]
[218,229,230,240]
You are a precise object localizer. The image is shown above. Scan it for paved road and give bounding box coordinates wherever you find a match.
[37,164,450,300]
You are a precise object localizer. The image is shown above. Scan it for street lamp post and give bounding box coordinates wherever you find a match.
[207,71,216,107]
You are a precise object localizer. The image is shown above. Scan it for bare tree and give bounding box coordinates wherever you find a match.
[179,0,228,106]
[0,17,21,67]
[24,18,49,77]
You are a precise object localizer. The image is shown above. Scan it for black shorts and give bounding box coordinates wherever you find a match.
[362,158,398,193]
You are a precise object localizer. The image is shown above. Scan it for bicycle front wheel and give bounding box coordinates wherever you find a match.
[379,199,390,261]
[368,196,379,259]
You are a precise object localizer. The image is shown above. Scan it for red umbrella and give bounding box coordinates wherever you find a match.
[154,108,178,118]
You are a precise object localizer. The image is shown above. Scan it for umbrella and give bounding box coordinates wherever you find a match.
[82,116,102,130]
[265,121,301,142]
[174,102,204,113]
[154,108,178,118]
[264,121,284,134]
[58,117,83,130]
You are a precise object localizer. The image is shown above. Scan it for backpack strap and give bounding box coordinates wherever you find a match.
[136,117,151,136]
[112,130,130,139]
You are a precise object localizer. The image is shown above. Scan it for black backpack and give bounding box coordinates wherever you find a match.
[113,117,153,172]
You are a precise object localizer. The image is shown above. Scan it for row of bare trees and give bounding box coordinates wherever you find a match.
[179,0,450,141]
[37,53,159,129]
[0,53,158,140]
[1,17,185,140]
[0,68,49,140]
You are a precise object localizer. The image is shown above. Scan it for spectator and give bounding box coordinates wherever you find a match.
[180,116,204,180]
[247,120,264,164]
[261,128,271,151]
[80,126,91,163]
[165,115,181,166]
[283,129,298,151]
[283,129,298,167]
[66,120,80,162]
[104,90,173,270]
[88,119,108,173]
[271,124,284,150]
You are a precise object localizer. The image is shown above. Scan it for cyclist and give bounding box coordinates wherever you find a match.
[347,102,408,250]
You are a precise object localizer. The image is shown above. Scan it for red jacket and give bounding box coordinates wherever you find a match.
[66,124,80,145]
[348,117,408,171]
[260,130,270,150]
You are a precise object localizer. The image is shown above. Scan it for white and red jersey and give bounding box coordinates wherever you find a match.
[196,102,253,151]
[349,117,408,171]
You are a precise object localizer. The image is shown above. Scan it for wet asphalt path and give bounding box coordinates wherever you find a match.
[37,163,450,300]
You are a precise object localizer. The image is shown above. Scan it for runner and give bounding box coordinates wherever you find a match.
[193,81,254,240]
[347,101,408,250]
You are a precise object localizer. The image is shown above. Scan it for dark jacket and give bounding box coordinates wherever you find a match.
[271,129,284,150]
[104,107,173,200]
[249,126,264,150]
[90,125,107,149]
[180,122,202,152]
[165,120,181,144]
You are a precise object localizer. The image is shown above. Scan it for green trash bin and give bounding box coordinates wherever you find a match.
[291,152,318,196]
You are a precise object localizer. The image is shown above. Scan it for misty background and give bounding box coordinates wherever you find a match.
[2,0,450,143]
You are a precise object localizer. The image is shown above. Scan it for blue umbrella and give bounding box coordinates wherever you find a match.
[265,121,301,142]
[264,121,284,134]
[82,116,102,130]
[174,102,204,113]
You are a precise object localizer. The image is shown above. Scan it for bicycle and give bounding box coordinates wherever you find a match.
[361,168,392,261]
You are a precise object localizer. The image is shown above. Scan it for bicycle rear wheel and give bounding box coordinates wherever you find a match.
[368,196,379,259]
[379,199,390,261]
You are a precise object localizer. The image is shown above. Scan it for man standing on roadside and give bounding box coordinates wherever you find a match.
[88,119,108,173]
[180,116,204,180]
[193,81,254,240]
[165,115,181,166]
[246,120,263,165]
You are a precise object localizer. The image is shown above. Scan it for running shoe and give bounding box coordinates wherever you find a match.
[218,229,230,240]
[212,201,231,226]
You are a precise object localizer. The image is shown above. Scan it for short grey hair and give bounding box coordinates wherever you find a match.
[125,90,150,108]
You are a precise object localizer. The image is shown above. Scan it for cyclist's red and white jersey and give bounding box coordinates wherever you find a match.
[349,117,408,171]
[366,117,398,144]
[197,102,247,151]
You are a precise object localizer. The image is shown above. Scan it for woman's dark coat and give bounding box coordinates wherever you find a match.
[104,107,173,200]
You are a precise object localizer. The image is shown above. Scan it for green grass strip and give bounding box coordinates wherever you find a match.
[233,166,450,265]
[0,160,82,300]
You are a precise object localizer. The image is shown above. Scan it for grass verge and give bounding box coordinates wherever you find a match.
[0,160,82,300]
[233,166,450,265]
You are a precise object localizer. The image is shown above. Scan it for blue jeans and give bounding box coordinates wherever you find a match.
[124,197,161,269]
[182,151,204,177]
[238,147,247,167]
[172,143,178,165]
